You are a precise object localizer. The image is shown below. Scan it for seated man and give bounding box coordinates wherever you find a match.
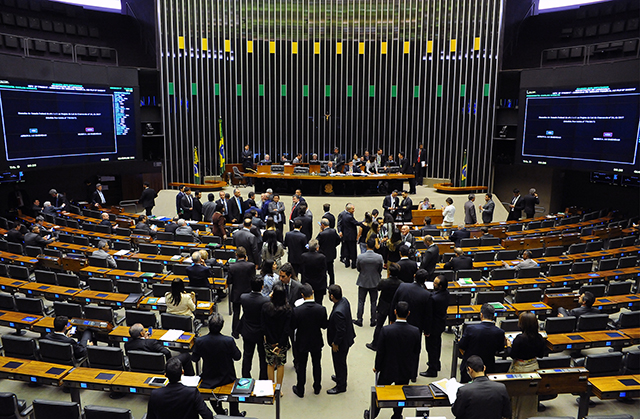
[146,358,213,419]
[98,213,113,233]
[135,215,157,238]
[45,315,93,359]
[92,240,117,268]
[558,291,600,318]
[175,219,201,242]
[444,248,473,271]
[503,249,538,270]
[125,323,194,375]
[24,225,53,248]
[448,223,470,247]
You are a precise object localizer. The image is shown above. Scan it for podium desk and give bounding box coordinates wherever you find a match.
[543,293,579,313]
[371,384,449,416]
[63,367,122,407]
[198,381,282,419]
[108,326,195,350]
[546,330,632,352]
[19,282,80,301]
[0,276,29,292]
[589,374,640,400]
[0,310,42,332]
[488,277,550,291]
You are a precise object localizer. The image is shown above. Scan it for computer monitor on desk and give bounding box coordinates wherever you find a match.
[271,165,284,174]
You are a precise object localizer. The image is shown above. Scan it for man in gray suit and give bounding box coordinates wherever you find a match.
[175,219,200,242]
[232,218,261,267]
[355,238,384,327]
[267,194,286,241]
[464,194,477,225]
[479,193,495,224]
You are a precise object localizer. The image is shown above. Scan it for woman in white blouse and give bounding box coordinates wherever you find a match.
[165,278,196,318]
[442,197,456,227]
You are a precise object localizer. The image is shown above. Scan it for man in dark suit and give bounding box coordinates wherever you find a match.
[452,355,511,419]
[480,193,495,224]
[331,146,345,172]
[400,225,416,251]
[24,225,53,248]
[125,323,194,375]
[228,188,245,224]
[288,195,302,229]
[294,203,313,241]
[317,219,341,286]
[44,316,93,359]
[449,224,471,247]
[239,278,270,380]
[382,190,400,219]
[390,269,433,338]
[164,216,179,235]
[186,251,212,288]
[414,144,427,185]
[398,151,416,194]
[192,190,203,222]
[273,263,304,307]
[192,314,244,417]
[464,194,477,225]
[232,219,260,267]
[91,183,107,208]
[202,193,217,223]
[397,245,418,283]
[175,185,185,217]
[227,247,256,338]
[180,187,194,220]
[138,182,157,216]
[444,248,473,271]
[367,262,403,351]
[146,357,213,419]
[558,291,600,318]
[322,203,336,228]
[420,235,440,279]
[327,284,355,394]
[340,203,363,269]
[458,303,506,382]
[507,188,524,221]
[423,275,450,377]
[398,190,413,222]
[6,223,24,244]
[284,219,308,277]
[365,301,421,419]
[135,215,157,238]
[292,284,328,398]
[300,239,327,305]
[522,188,539,219]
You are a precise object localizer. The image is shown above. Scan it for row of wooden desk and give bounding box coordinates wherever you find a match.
[546,328,640,352]
[0,356,281,418]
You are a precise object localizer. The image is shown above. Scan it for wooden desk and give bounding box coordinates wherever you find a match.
[108,326,195,350]
[0,251,39,266]
[37,255,62,269]
[138,296,215,317]
[543,293,579,312]
[198,381,282,419]
[0,356,32,378]
[589,374,640,400]
[486,372,541,397]
[74,289,137,308]
[19,282,81,301]
[448,280,491,292]
[13,359,73,386]
[411,209,444,226]
[63,367,123,407]
[111,371,161,395]
[508,302,552,316]
[546,330,632,352]
[161,274,227,289]
[130,253,184,265]
[621,328,640,344]
[79,266,112,277]
[545,272,604,288]
[0,310,43,331]
[0,276,29,292]
[536,367,589,396]
[447,304,515,319]
[488,277,550,291]
[372,384,449,410]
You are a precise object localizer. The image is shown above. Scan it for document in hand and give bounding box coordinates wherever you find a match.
[432,378,465,404]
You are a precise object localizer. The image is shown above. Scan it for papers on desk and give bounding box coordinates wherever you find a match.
[159,329,184,341]
[432,378,464,404]
[457,278,474,286]
[170,255,182,261]
[114,250,130,256]
[253,380,274,397]
[183,257,193,264]
[181,375,201,387]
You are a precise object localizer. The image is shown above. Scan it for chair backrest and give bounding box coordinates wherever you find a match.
[567,243,586,254]
[84,305,115,323]
[174,233,194,243]
[489,269,516,280]
[161,313,193,332]
[33,399,82,419]
[543,246,564,257]
[0,392,25,419]
[140,260,163,273]
[528,248,544,258]
[73,236,90,246]
[113,241,132,251]
[473,251,495,262]
[617,255,637,269]
[607,281,632,296]
[210,266,224,278]
[448,292,472,306]
[116,280,143,294]
[8,265,29,280]
[618,311,640,329]
[58,233,74,244]
[433,270,454,282]
[84,405,133,419]
[156,231,174,241]
[56,273,80,288]
[114,227,130,236]
[607,237,623,249]
[34,270,57,285]
[547,263,571,276]
[38,340,79,366]
[544,316,577,334]
[544,287,572,295]
[171,264,190,276]
[43,248,62,258]
[15,296,45,315]
[499,318,520,332]
[0,293,16,311]
[585,240,604,252]
[1,335,39,360]
[507,224,522,232]
[540,219,555,228]
[517,267,541,278]
[480,236,501,246]
[455,269,482,281]
[476,291,505,305]
[214,249,235,260]
[579,284,606,298]
[127,350,166,374]
[7,242,23,255]
[185,286,212,302]
[0,263,8,276]
[159,246,180,256]
[537,355,572,369]
[576,313,609,332]
[597,258,619,272]
[115,258,139,271]
[583,351,623,377]
[25,245,43,257]
[459,238,480,247]
[622,350,640,375]
[201,235,221,244]
[496,250,519,261]
[622,235,637,246]
[87,346,126,370]
[125,310,157,328]
[571,261,593,274]
[88,277,114,293]
[138,243,159,255]
[514,288,542,303]
[53,301,84,319]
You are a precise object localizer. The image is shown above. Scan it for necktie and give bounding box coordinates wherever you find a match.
[237,197,241,211]
[188,196,192,206]
[290,203,297,220]
[286,283,290,298]
[418,152,421,163]
[512,196,517,205]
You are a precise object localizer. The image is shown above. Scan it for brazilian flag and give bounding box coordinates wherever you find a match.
[461,150,467,187]
[193,147,200,184]
[218,117,226,175]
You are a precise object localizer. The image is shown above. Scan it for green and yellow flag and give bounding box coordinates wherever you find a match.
[193,147,200,184]
[461,150,467,187]
[218,117,226,174]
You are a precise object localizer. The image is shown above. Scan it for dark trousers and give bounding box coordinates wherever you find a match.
[295,348,322,394]
[175,352,195,376]
[372,377,409,418]
[343,240,357,267]
[425,331,443,373]
[357,287,378,323]
[291,263,303,278]
[408,177,416,194]
[314,291,324,306]
[275,222,284,242]
[331,345,350,391]
[231,301,241,336]
[211,400,240,416]
[242,337,267,380]
[144,206,153,216]
[370,304,390,348]
[327,260,336,285]
[415,165,425,185]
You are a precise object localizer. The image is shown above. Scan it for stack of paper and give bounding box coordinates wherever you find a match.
[253,380,275,397]
[432,378,464,403]
[457,278,474,286]
[181,375,201,387]
[114,250,130,256]
[160,329,184,341]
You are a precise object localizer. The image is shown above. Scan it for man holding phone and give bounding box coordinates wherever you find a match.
[44,316,93,359]
[125,323,194,375]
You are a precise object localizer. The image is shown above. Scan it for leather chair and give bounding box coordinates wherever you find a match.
[479,237,501,246]
[1,335,39,360]
[138,243,159,255]
[174,234,194,243]
[576,314,609,332]
[161,313,197,333]
[34,270,57,285]
[489,269,516,280]
[56,273,81,288]
[15,296,47,316]
[116,280,145,295]
[615,311,640,329]
[87,346,127,370]
[456,269,482,281]
[87,256,109,268]
[171,264,190,276]
[571,261,593,274]
[0,392,33,419]
[152,283,171,298]
[38,340,87,367]
[185,286,212,302]
[125,310,157,328]
[32,399,81,419]
[8,265,29,280]
[0,293,16,311]
[567,243,586,255]
[84,405,134,419]
[433,270,454,282]
[537,355,572,369]
[159,246,180,256]
[517,267,541,278]
[127,350,166,374]
[585,240,604,252]
[579,351,623,377]
[459,238,480,247]
[499,319,520,332]
[543,246,564,257]
[53,302,83,319]
[597,258,618,272]
[25,245,43,257]
[607,281,632,296]
[579,284,606,298]
[544,316,577,334]
[140,260,163,273]
[616,255,637,269]
[115,258,139,271]
[476,291,505,305]
[496,250,519,261]
[88,277,114,293]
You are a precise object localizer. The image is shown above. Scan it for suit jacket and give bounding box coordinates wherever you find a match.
[91,249,117,268]
[135,222,156,238]
[24,232,52,248]
[124,336,171,358]
[414,148,427,166]
[400,233,416,249]
[451,376,511,419]
[292,300,328,353]
[375,321,421,384]
[449,228,471,247]
[399,197,413,222]
[327,297,355,349]
[273,279,304,307]
[390,282,433,334]
[458,321,505,373]
[267,200,285,223]
[562,305,600,318]
[192,198,203,222]
[228,196,245,223]
[176,191,185,215]
[284,230,308,264]
[431,289,450,335]
[522,194,539,218]
[241,149,253,169]
[228,259,256,302]
[300,251,327,294]
[186,264,211,288]
[232,228,260,265]
[192,332,241,389]
[420,244,440,277]
[340,212,361,241]
[464,200,477,225]
[397,258,418,283]
[44,332,87,359]
[317,228,341,261]
[356,250,384,289]
[139,188,157,209]
[180,195,194,220]
[444,255,473,271]
[400,158,413,175]
[175,225,199,242]
[323,212,336,229]
[7,229,24,244]
[294,214,313,242]
[147,382,213,419]
[239,291,270,342]
[201,201,217,223]
[91,190,106,206]
[382,195,399,217]
[215,198,229,216]
[481,199,495,223]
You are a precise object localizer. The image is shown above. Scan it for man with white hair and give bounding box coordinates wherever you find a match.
[92,240,116,268]
[175,219,200,242]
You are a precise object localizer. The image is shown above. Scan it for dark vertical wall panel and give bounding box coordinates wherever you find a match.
[159,0,502,187]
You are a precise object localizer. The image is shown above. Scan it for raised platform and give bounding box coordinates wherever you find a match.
[168,181,227,191]
[433,183,488,194]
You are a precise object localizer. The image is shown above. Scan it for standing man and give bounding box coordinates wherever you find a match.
[191,191,203,222]
[273,263,304,307]
[332,146,345,172]
[396,245,418,283]
[232,219,261,267]
[390,269,433,350]
[300,239,328,304]
[191,314,244,417]
[268,194,285,242]
[414,144,427,185]
[375,148,384,167]
[522,188,539,219]
[175,185,185,217]
[365,301,421,419]
[464,194,477,225]
[327,284,355,395]
[239,278,270,380]
[91,183,107,208]
[202,193,217,223]
[138,182,157,216]
[367,262,403,351]
[420,235,440,280]
[322,203,336,229]
[294,203,313,241]
[398,190,413,222]
[507,188,524,221]
[355,238,384,328]
[291,283,328,398]
[241,144,254,185]
[382,190,399,220]
[289,195,301,230]
[423,275,450,377]
[399,151,416,195]
[479,193,495,224]
[228,189,245,224]
[317,218,341,286]
[458,303,506,382]
[228,247,256,338]
[284,219,308,277]
[340,203,362,269]
[180,187,194,220]
[452,356,511,419]
[215,191,229,217]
